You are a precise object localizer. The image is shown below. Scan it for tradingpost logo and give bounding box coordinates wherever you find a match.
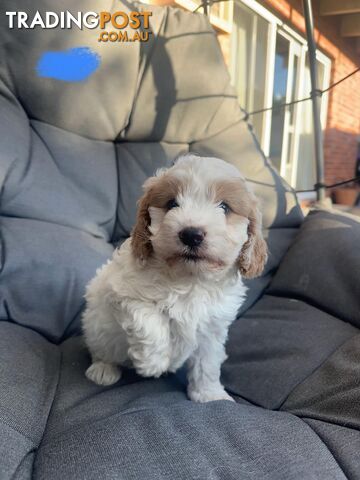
[5,10,153,81]
[5,10,153,42]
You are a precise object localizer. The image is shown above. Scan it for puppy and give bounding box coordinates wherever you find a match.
[82,154,267,403]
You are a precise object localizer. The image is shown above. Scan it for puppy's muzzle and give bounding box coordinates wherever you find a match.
[178,227,205,248]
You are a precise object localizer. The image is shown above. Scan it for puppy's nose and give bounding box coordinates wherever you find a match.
[178,227,205,248]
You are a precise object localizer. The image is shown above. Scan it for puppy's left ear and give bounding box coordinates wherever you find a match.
[237,204,268,279]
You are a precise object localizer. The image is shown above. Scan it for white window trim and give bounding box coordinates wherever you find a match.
[169,0,234,33]
[261,21,277,154]
[233,0,332,189]
[290,45,306,187]
[239,0,281,24]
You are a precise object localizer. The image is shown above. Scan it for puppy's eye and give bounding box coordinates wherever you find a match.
[219,202,231,214]
[166,198,179,210]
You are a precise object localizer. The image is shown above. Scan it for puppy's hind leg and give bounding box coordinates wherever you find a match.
[86,360,122,386]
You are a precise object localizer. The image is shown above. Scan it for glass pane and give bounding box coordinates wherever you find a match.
[296,57,326,190]
[232,3,252,109]
[269,34,290,171]
[289,54,299,125]
[317,61,325,92]
[286,131,294,167]
[232,3,268,142]
[252,16,268,140]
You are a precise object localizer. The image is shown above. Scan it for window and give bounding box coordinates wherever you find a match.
[269,33,292,172]
[231,2,269,142]
[296,57,330,190]
[171,0,233,33]
[230,0,331,190]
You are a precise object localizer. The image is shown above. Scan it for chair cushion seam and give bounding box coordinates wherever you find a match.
[31,349,63,478]
[277,332,360,411]
[0,419,35,446]
[293,413,360,434]
[265,291,360,329]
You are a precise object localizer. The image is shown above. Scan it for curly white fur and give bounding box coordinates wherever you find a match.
[82,154,267,403]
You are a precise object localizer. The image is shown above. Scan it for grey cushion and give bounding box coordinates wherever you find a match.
[0,322,59,479]
[268,209,360,328]
[304,420,360,480]
[0,0,303,341]
[281,333,360,427]
[0,217,113,342]
[31,335,345,480]
[223,295,358,409]
[0,2,140,141]
[0,321,351,480]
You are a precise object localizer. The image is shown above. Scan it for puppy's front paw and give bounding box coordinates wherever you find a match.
[134,361,167,378]
[86,361,122,386]
[129,348,169,378]
[188,387,235,403]
[133,355,170,378]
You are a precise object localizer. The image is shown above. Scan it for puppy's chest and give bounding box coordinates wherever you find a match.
[160,280,242,324]
[156,281,243,368]
[160,287,223,345]
[163,295,206,367]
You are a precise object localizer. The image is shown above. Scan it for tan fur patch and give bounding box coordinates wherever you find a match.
[144,175,182,209]
[237,205,268,278]
[213,179,253,218]
[213,178,268,278]
[131,174,182,260]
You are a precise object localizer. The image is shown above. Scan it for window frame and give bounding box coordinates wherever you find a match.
[230,0,331,189]
[171,0,234,32]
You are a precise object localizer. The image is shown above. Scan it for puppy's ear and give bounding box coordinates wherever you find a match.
[131,177,157,262]
[237,204,268,279]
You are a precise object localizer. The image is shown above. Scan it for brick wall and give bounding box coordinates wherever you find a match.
[260,0,360,188]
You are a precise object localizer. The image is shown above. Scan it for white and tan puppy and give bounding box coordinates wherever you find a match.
[82,154,267,403]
